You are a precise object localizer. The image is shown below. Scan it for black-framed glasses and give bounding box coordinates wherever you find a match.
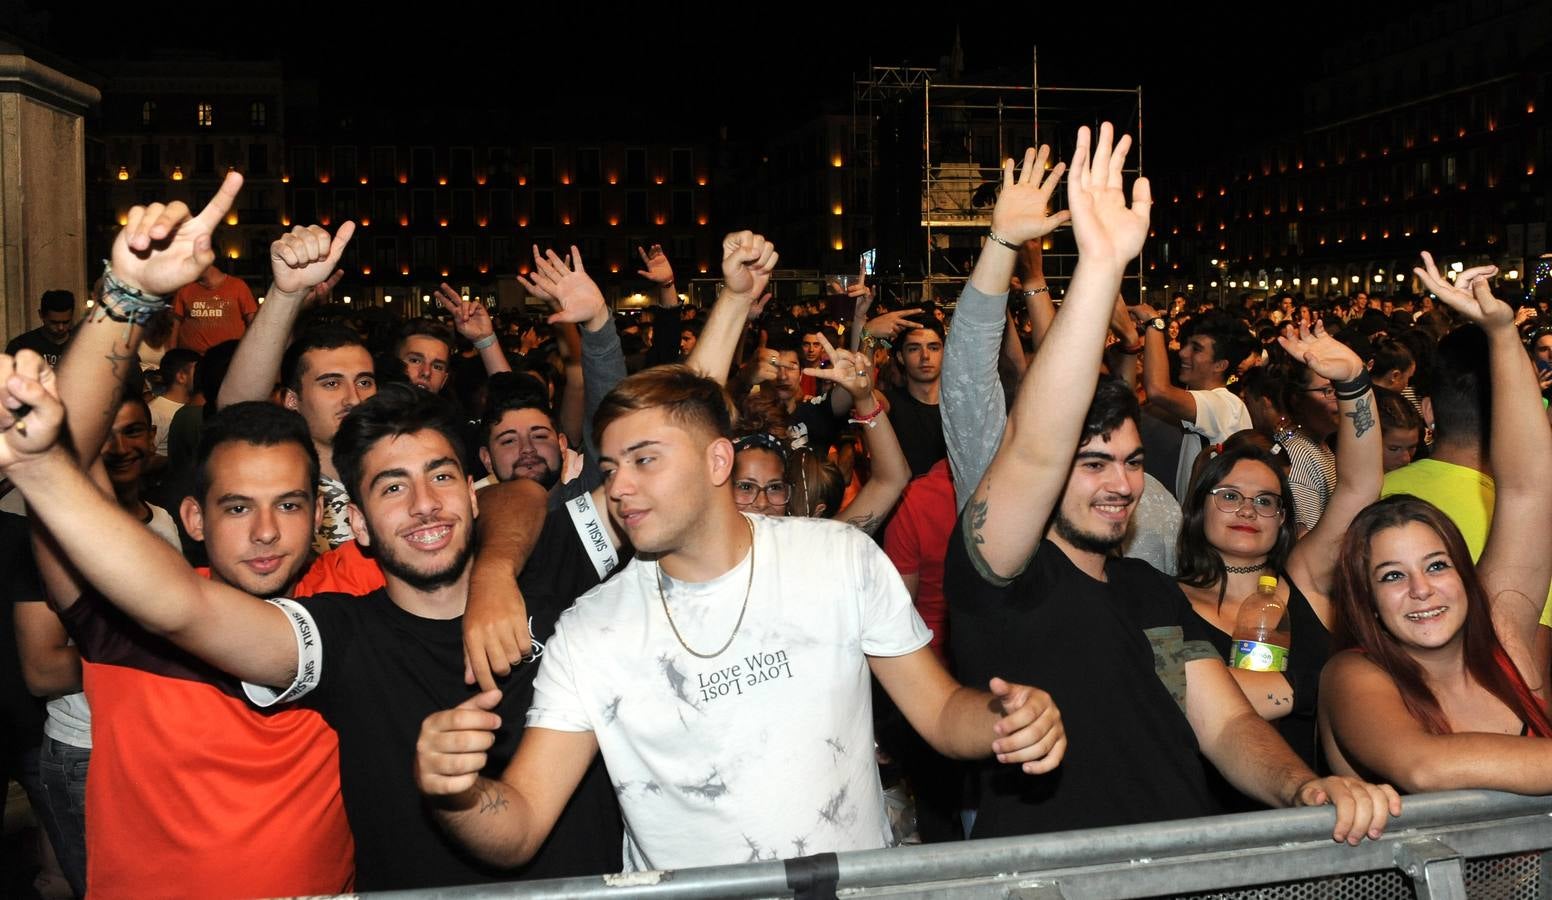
[1208,487,1284,517]
[1303,384,1335,398]
[733,480,792,505]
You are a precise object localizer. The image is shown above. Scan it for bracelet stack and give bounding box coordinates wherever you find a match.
[93,262,169,326]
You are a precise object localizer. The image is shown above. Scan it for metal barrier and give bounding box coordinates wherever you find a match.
[362,791,1552,899]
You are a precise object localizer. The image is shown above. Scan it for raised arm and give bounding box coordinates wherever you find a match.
[59,172,244,463]
[685,231,778,384]
[940,147,1068,507]
[436,283,511,376]
[0,351,298,688]
[1128,301,1197,422]
[637,244,684,370]
[522,245,623,466]
[1416,253,1552,679]
[967,126,1147,580]
[219,223,355,408]
[1284,321,1381,598]
[803,335,908,535]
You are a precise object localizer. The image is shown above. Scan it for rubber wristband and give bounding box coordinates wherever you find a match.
[472,333,497,350]
[1332,372,1372,400]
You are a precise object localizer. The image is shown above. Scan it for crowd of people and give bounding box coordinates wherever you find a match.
[1,121,1549,898]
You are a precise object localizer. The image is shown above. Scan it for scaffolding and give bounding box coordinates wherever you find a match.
[853,50,1145,303]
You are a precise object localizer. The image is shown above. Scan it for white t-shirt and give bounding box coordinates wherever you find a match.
[1174,387,1252,499]
[148,395,184,457]
[527,513,931,871]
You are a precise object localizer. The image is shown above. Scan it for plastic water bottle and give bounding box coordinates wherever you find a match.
[1230,575,1289,672]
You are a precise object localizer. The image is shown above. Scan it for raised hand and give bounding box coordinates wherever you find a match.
[988,677,1066,775]
[1277,319,1364,383]
[864,308,923,342]
[271,222,355,297]
[111,170,244,295]
[802,334,873,402]
[1066,123,1151,272]
[635,243,675,285]
[989,144,1071,245]
[1413,251,1511,330]
[0,351,65,468]
[520,246,608,331]
[849,259,874,316]
[435,283,496,342]
[721,231,778,299]
[414,690,503,797]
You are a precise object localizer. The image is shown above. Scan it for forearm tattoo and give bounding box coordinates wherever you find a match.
[1344,396,1375,439]
[476,782,510,815]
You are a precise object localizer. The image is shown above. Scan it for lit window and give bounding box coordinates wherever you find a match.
[197,103,214,128]
[141,101,156,127]
[250,102,266,128]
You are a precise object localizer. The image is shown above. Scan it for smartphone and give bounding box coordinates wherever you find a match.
[860,249,876,277]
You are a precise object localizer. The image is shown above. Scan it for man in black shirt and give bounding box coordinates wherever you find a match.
[5,289,76,368]
[945,126,1400,843]
[883,321,947,477]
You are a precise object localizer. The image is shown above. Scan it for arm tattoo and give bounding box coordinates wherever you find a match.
[1344,396,1375,439]
[476,782,510,815]
[967,488,989,549]
[844,512,882,535]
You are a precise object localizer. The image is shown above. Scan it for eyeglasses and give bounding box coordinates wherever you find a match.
[733,480,791,505]
[1208,487,1284,517]
[1303,384,1335,398]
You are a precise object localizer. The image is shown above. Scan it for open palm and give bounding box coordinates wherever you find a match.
[1066,124,1151,272]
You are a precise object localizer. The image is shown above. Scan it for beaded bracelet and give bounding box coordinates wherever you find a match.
[848,404,884,430]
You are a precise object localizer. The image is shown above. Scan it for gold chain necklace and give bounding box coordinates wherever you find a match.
[657,516,756,659]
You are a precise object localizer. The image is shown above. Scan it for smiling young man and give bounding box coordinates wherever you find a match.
[1129,305,1255,498]
[0,181,620,892]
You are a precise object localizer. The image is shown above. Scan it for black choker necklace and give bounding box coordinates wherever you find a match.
[1224,562,1269,574]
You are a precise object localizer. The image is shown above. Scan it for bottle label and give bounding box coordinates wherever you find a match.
[1231,640,1288,672]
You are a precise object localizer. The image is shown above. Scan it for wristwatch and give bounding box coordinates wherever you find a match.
[1149,317,1167,332]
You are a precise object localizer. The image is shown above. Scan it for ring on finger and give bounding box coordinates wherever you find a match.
[13,418,26,437]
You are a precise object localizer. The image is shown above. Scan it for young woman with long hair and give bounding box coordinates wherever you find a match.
[1319,255,1552,792]
[1174,322,1382,765]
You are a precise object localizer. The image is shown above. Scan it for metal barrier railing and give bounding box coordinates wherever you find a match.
[361,790,1552,899]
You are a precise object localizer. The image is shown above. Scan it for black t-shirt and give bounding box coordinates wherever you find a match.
[789,392,845,456]
[1,511,45,767]
[283,508,624,890]
[945,524,1220,837]
[1200,573,1330,770]
[883,387,947,478]
[5,328,69,368]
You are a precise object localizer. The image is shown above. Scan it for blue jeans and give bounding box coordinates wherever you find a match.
[37,737,89,898]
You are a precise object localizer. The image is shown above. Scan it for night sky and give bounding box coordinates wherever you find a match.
[24,1,1421,170]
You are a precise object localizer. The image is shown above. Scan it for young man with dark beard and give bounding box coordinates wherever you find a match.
[945,124,1401,843]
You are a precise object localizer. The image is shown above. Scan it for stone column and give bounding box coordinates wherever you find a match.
[0,42,99,346]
